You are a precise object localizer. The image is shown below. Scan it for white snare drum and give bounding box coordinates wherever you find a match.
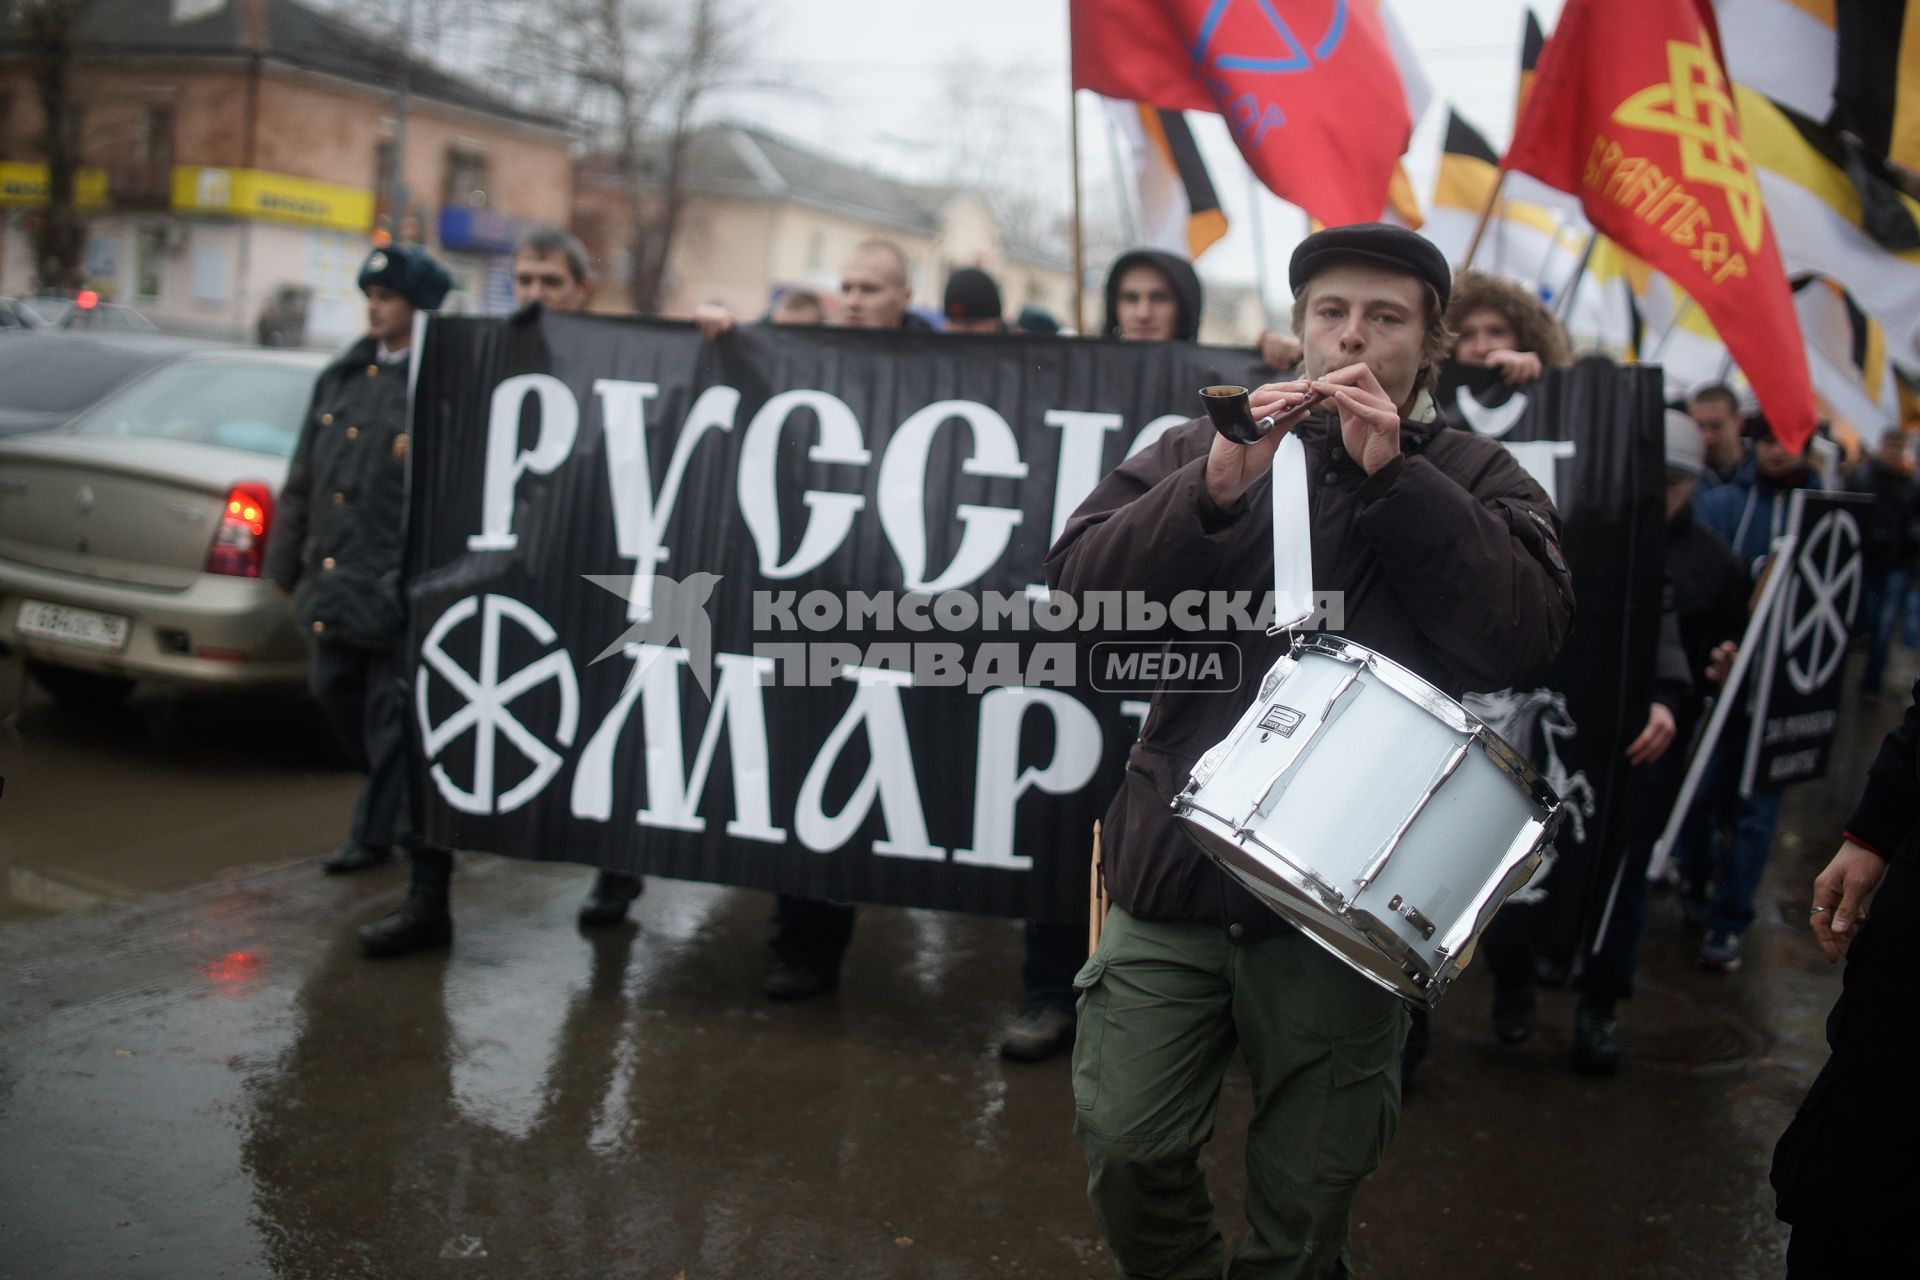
[1171,634,1561,1008]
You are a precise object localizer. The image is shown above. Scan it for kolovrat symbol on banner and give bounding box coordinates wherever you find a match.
[1781,510,1862,696]
[1612,32,1765,254]
[416,594,580,815]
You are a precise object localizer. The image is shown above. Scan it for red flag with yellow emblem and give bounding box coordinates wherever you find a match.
[1505,0,1816,448]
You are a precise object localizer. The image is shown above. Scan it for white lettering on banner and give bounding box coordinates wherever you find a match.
[1764,710,1839,744]
[954,687,1102,870]
[601,380,735,621]
[877,400,1029,593]
[641,649,783,838]
[469,374,580,552]
[1767,747,1821,781]
[794,665,944,860]
[569,647,783,839]
[1451,387,1575,507]
[1043,409,1124,547]
[1499,440,1577,507]
[1125,413,1191,459]
[737,388,872,580]
[1451,386,1530,439]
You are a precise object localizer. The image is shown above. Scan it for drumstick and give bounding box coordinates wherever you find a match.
[1088,820,1105,956]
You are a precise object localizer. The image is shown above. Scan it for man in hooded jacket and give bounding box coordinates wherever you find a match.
[999,248,1208,1064]
[1105,248,1204,343]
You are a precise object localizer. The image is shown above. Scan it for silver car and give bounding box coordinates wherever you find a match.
[0,347,329,707]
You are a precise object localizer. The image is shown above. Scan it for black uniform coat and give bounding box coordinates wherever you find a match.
[1772,680,1920,1224]
[1665,504,1749,731]
[1045,411,1576,939]
[265,337,411,650]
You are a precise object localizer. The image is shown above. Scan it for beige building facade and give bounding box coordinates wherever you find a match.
[0,0,570,347]
[576,126,1082,331]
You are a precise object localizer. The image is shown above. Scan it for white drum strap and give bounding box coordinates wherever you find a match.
[1267,432,1314,633]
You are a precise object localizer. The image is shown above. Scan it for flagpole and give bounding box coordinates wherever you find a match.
[1648,292,1699,362]
[1460,165,1510,273]
[1070,82,1088,335]
[1554,230,1599,323]
[1533,213,1565,290]
[1248,171,1275,329]
[1102,106,1139,246]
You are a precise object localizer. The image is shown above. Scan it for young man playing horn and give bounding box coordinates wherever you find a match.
[1046,223,1574,1278]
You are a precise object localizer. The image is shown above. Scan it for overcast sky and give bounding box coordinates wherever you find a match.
[710,0,1571,314]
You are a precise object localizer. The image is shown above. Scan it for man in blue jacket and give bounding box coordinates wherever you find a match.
[1680,415,1816,972]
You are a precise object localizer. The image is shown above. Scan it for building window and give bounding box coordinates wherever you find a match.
[373,141,398,221]
[139,106,174,169]
[445,146,488,208]
[134,224,167,300]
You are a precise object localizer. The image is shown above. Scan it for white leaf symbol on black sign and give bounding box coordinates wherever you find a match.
[416,594,580,815]
[1782,510,1862,696]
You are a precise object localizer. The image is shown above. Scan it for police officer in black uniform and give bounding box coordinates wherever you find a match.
[266,243,457,956]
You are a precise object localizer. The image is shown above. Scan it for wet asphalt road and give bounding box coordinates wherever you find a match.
[0,649,1907,1279]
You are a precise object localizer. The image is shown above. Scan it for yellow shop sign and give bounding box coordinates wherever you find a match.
[0,163,110,210]
[172,166,373,232]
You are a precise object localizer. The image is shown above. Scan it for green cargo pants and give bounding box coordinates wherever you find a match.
[1072,906,1408,1279]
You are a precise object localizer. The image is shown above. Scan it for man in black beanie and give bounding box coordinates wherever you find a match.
[943,266,1005,334]
[267,243,462,955]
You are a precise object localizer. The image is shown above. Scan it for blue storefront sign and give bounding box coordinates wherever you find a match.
[438,206,528,256]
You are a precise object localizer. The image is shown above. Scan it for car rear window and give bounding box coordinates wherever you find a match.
[71,358,318,457]
[0,340,155,412]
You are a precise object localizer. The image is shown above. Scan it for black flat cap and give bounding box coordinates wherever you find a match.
[1289,222,1452,310]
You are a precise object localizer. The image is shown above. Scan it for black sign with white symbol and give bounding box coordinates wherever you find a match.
[1744,490,1869,792]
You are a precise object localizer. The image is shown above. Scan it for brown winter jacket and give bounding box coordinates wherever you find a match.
[1044,411,1576,939]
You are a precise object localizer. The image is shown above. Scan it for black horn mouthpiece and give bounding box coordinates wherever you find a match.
[1200,385,1273,445]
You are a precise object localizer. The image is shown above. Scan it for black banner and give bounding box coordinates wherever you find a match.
[404,313,1271,921]
[1742,490,1868,792]
[1436,358,1667,965]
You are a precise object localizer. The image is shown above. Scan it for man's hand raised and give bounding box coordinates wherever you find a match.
[1308,363,1402,475]
[1486,349,1544,386]
[693,303,737,341]
[1203,380,1322,509]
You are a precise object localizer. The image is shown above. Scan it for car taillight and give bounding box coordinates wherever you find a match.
[207,482,274,577]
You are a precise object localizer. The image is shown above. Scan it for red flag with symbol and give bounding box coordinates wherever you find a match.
[1505,0,1816,449]
[1070,0,1412,229]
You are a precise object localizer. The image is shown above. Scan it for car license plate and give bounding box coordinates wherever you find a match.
[16,600,132,653]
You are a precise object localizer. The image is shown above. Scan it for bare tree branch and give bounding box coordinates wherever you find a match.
[9,0,94,291]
